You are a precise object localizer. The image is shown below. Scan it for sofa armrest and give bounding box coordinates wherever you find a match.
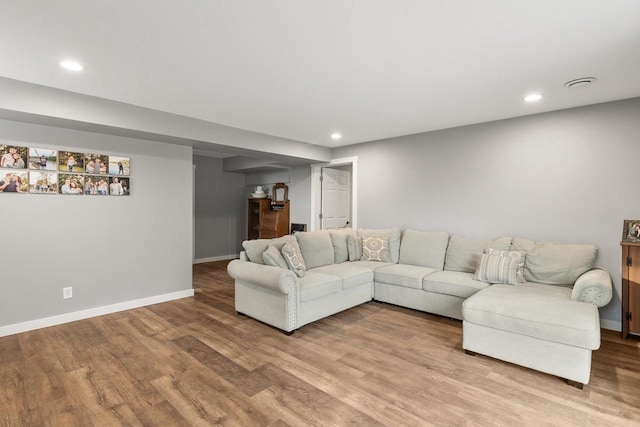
[227,259,297,295]
[571,268,613,308]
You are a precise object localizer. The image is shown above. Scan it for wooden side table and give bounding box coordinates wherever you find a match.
[621,241,640,338]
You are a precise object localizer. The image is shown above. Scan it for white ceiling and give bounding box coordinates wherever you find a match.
[1,1,639,148]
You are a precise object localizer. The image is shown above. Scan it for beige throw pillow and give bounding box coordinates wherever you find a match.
[347,235,363,261]
[263,244,288,270]
[474,248,525,286]
[282,242,306,278]
[362,237,390,262]
[358,228,401,263]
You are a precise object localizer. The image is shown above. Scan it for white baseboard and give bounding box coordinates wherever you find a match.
[0,289,195,338]
[193,254,237,264]
[600,318,621,332]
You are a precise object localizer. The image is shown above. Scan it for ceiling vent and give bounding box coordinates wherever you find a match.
[564,77,596,89]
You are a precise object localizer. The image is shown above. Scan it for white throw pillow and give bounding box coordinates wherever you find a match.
[474,248,525,285]
[362,237,390,262]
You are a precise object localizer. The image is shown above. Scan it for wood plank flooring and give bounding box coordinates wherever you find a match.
[1,260,640,426]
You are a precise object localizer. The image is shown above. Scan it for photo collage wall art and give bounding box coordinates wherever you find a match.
[0,144,130,196]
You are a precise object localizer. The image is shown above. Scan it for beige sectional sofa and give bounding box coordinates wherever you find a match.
[226,227,613,387]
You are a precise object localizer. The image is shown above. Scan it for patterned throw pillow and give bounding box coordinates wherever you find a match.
[263,244,288,270]
[347,234,363,261]
[474,248,525,285]
[362,237,390,262]
[281,242,306,278]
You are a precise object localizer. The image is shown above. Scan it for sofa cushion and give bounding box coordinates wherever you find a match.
[242,235,297,264]
[444,235,512,273]
[511,238,598,286]
[350,260,393,270]
[262,244,288,270]
[282,242,306,278]
[399,229,449,269]
[358,228,401,263]
[347,235,363,261]
[462,283,600,349]
[298,272,342,302]
[362,237,390,262]
[310,263,374,290]
[296,230,335,269]
[328,228,355,263]
[474,248,525,286]
[422,271,489,299]
[375,264,439,289]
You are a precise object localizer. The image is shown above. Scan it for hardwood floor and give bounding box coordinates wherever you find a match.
[1,260,640,426]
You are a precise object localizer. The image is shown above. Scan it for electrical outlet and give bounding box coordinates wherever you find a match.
[63,287,73,299]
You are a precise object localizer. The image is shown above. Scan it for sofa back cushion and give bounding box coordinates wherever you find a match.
[295,230,335,269]
[358,228,401,263]
[399,229,449,269]
[328,228,356,263]
[511,237,598,285]
[444,235,512,273]
[242,235,297,264]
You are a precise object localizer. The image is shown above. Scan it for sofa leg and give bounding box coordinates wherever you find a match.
[567,379,584,390]
[464,349,476,356]
[283,330,295,336]
[236,311,246,317]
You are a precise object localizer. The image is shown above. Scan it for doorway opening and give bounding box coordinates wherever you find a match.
[310,156,358,231]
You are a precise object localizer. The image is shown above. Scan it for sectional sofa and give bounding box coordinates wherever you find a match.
[226,227,613,387]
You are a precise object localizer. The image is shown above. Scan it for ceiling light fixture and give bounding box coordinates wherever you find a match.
[331,133,342,140]
[59,60,84,72]
[564,77,597,89]
[524,93,543,103]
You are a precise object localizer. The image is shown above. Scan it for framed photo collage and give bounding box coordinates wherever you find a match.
[0,144,130,196]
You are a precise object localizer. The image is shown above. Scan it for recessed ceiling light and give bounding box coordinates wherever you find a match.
[331,133,342,140]
[59,60,84,72]
[524,93,543,103]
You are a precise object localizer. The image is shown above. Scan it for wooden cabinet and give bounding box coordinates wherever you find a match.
[621,242,640,338]
[247,198,290,240]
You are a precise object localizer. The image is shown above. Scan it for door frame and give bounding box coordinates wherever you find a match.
[310,156,358,231]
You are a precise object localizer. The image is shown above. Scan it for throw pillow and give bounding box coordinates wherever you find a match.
[263,244,288,270]
[474,248,525,285]
[362,237,390,262]
[347,235,363,261]
[357,228,401,263]
[281,242,306,278]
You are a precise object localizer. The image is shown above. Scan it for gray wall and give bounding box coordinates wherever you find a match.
[0,119,193,328]
[194,155,245,260]
[334,97,640,329]
[289,165,312,227]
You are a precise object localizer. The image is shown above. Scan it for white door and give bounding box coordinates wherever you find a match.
[321,167,351,229]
